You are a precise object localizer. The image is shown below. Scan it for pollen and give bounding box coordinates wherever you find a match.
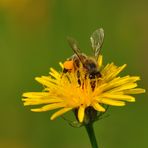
[63,60,74,70]
[22,55,145,123]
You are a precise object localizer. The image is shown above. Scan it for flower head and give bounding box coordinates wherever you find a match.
[22,28,145,124]
[22,54,145,123]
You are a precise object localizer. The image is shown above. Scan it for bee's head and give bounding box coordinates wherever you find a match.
[83,58,101,79]
[83,57,96,69]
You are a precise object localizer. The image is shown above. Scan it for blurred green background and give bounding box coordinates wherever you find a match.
[0,0,147,148]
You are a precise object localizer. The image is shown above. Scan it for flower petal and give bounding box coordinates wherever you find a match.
[50,107,72,120]
[31,103,65,112]
[98,55,103,68]
[108,83,137,93]
[123,88,146,94]
[23,98,63,106]
[101,93,135,102]
[92,102,105,112]
[100,98,125,106]
[22,92,49,98]
[78,106,85,123]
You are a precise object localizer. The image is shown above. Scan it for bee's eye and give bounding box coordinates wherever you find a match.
[89,71,101,79]
[89,74,95,79]
[63,60,74,70]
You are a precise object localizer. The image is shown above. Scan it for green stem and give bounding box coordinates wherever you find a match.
[85,123,99,148]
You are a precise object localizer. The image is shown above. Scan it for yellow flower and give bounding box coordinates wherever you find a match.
[22,55,145,123]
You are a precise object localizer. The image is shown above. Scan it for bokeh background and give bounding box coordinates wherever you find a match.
[0,0,147,148]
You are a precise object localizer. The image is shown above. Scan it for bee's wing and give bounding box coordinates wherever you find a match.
[67,37,81,54]
[90,28,104,60]
[67,37,84,63]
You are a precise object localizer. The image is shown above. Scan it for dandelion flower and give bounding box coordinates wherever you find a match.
[22,54,145,123]
[22,28,145,124]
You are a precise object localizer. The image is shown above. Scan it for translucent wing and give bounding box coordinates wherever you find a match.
[90,28,104,60]
[67,37,82,61]
[67,37,81,54]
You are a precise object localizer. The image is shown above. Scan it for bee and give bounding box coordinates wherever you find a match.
[63,28,104,79]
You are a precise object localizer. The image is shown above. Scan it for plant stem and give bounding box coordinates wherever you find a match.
[85,123,99,148]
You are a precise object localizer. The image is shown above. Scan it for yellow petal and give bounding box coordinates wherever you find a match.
[101,93,135,102]
[41,76,58,84]
[31,103,65,112]
[49,68,60,79]
[102,64,127,81]
[50,108,72,120]
[108,83,137,93]
[100,98,125,106]
[124,88,146,94]
[112,64,127,78]
[23,98,63,106]
[35,77,51,87]
[78,106,85,123]
[92,102,105,112]
[59,62,64,68]
[106,76,139,90]
[22,92,49,98]
[101,63,114,75]
[98,55,103,68]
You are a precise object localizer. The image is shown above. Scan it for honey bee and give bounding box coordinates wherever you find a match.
[63,28,104,82]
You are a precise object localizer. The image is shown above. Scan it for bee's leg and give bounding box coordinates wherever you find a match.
[77,70,81,86]
[61,68,69,78]
[63,68,69,73]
